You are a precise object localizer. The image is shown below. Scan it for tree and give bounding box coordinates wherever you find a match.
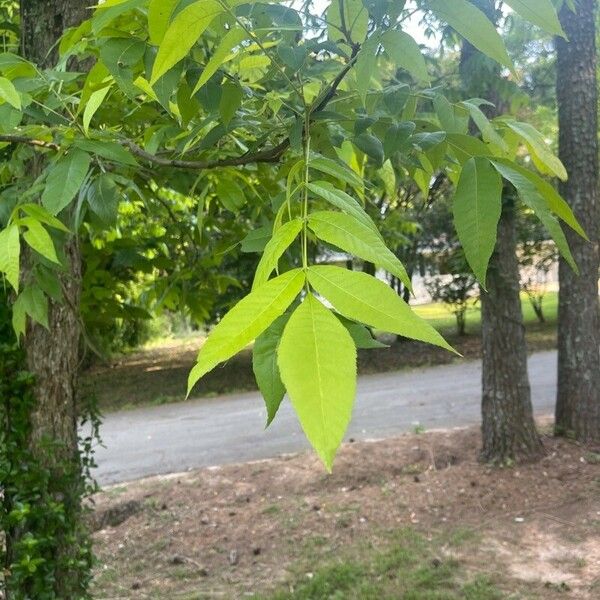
[4,0,96,599]
[0,3,583,594]
[555,0,600,442]
[457,0,549,463]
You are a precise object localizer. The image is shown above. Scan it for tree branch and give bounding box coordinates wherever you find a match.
[121,138,288,170]
[0,134,59,150]
[1,50,358,171]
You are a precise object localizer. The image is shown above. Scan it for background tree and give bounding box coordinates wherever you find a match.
[0,1,583,594]
[458,0,543,463]
[555,0,600,442]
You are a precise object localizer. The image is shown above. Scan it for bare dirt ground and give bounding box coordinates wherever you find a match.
[90,422,600,599]
[84,323,557,413]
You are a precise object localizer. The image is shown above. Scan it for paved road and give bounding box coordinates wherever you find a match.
[92,350,557,485]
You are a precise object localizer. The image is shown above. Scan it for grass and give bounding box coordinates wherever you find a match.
[253,529,504,600]
[412,291,557,336]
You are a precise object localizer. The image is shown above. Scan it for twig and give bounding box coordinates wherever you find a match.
[0,133,59,150]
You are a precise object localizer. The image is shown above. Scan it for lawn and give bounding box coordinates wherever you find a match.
[412,292,557,336]
[253,529,503,600]
[91,425,600,599]
[253,530,503,600]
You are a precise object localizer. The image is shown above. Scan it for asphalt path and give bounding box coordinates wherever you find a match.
[92,350,557,485]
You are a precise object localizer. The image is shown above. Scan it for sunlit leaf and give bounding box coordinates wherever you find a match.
[308,211,411,288]
[0,224,20,292]
[148,0,179,44]
[188,269,305,394]
[307,181,379,235]
[308,266,454,351]
[253,218,302,289]
[427,0,513,71]
[151,0,223,84]
[21,218,60,264]
[278,294,357,470]
[192,28,247,95]
[82,85,111,135]
[0,76,21,109]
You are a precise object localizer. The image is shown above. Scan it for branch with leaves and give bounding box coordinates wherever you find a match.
[0,0,583,470]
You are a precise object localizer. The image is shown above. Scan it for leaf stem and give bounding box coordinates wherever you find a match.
[301,108,311,283]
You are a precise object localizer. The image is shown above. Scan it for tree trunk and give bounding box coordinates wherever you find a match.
[555,0,600,442]
[460,0,542,462]
[480,203,543,462]
[531,298,545,324]
[20,0,88,67]
[455,309,466,336]
[17,1,90,597]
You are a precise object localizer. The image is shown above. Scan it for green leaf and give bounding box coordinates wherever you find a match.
[490,158,586,238]
[75,139,138,166]
[82,85,110,135]
[92,0,145,34]
[217,179,246,213]
[327,0,369,43]
[307,181,379,235]
[34,265,62,301]
[151,0,224,84]
[308,211,411,288]
[446,133,491,164]
[87,175,120,226]
[42,150,91,215]
[0,224,20,292]
[241,226,271,253]
[278,294,357,470]
[188,269,305,394]
[100,38,145,97]
[452,157,502,286]
[253,219,302,290]
[219,81,243,126]
[310,155,364,191]
[353,133,385,167]
[427,0,513,71]
[377,159,396,199]
[307,266,454,352]
[148,0,179,44]
[277,45,308,71]
[192,27,247,95]
[504,121,567,181]
[384,121,415,157]
[336,314,387,349]
[355,36,379,104]
[513,183,577,272]
[13,286,48,337]
[253,314,289,426]
[381,30,429,83]
[0,76,21,109]
[434,95,462,133]
[462,101,507,152]
[504,0,565,37]
[20,204,69,232]
[21,218,60,264]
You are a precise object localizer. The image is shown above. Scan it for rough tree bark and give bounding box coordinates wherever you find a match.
[17,1,90,597]
[460,0,542,463]
[479,201,542,461]
[555,0,600,442]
